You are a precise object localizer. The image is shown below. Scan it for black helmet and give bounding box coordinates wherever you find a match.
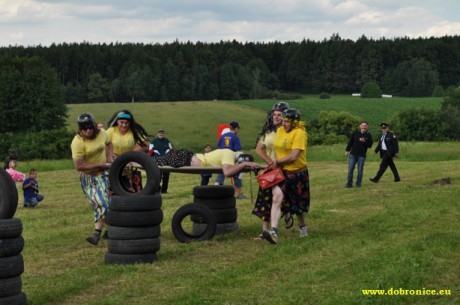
[282,108,301,121]
[272,102,289,112]
[77,113,95,128]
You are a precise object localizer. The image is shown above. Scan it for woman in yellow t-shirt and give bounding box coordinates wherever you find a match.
[262,108,310,244]
[71,113,114,246]
[252,102,294,240]
[106,110,150,157]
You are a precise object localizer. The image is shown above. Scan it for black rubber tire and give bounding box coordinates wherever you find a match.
[193,197,236,209]
[191,207,237,224]
[107,225,161,240]
[109,151,160,196]
[108,238,160,254]
[193,221,239,236]
[171,203,217,243]
[110,193,162,211]
[0,169,19,219]
[0,219,23,239]
[0,276,22,298]
[193,185,234,198]
[0,236,24,258]
[104,252,157,265]
[0,292,28,305]
[106,210,163,227]
[0,255,24,279]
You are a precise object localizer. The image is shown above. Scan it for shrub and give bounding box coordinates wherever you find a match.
[308,111,362,145]
[361,81,382,98]
[0,128,73,161]
[390,108,448,141]
[319,92,331,99]
[432,85,444,97]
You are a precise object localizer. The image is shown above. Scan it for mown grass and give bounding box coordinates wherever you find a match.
[16,143,459,305]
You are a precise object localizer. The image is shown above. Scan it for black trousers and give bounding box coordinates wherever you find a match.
[160,172,170,192]
[374,152,400,181]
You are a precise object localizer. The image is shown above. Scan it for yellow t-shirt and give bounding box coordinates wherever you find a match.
[71,130,110,166]
[195,149,236,167]
[258,131,276,161]
[106,126,136,156]
[274,127,308,171]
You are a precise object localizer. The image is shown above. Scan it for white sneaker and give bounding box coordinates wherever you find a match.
[299,226,308,237]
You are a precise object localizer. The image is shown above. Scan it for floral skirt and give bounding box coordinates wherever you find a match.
[280,168,310,214]
[80,172,111,222]
[155,149,195,168]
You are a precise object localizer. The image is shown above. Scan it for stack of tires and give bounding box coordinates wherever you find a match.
[191,185,239,235]
[105,151,162,265]
[0,169,28,304]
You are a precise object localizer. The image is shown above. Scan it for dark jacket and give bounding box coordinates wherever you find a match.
[346,131,373,157]
[149,137,172,157]
[374,131,399,158]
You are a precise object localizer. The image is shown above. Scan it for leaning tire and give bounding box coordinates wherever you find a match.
[106,210,163,227]
[108,238,160,254]
[109,151,160,196]
[107,225,161,240]
[0,292,28,305]
[0,255,24,279]
[193,197,236,209]
[110,194,162,211]
[193,185,234,198]
[0,169,19,219]
[171,203,217,243]
[0,276,22,298]
[0,219,23,239]
[0,236,24,257]
[104,252,157,265]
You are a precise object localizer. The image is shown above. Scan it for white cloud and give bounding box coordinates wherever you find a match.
[0,0,459,46]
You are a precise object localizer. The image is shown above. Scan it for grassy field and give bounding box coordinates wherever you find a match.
[66,95,442,152]
[14,142,459,305]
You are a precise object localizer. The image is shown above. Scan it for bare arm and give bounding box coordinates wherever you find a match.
[222,162,260,177]
[105,141,114,162]
[73,157,110,172]
[255,142,272,164]
[273,149,302,168]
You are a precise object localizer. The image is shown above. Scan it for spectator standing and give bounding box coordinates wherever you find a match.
[71,113,114,245]
[345,121,373,188]
[252,102,293,240]
[215,121,245,199]
[22,169,44,208]
[262,108,310,244]
[149,128,173,193]
[370,123,401,183]
[200,143,213,185]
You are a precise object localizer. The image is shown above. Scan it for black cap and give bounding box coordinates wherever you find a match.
[230,121,240,129]
[380,123,389,128]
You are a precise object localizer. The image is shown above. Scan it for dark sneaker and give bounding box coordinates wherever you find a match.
[369,178,378,183]
[345,184,352,188]
[262,229,278,244]
[394,178,401,182]
[86,234,100,245]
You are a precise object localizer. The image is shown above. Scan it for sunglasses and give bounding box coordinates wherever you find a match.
[80,126,95,131]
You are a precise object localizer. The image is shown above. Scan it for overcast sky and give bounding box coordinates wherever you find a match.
[1,0,459,47]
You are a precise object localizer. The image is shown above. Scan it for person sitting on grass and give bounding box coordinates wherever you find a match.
[22,168,44,208]
[6,159,26,182]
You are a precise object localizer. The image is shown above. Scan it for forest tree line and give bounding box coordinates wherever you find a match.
[1,34,460,104]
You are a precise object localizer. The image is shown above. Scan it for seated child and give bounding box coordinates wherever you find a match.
[6,159,26,182]
[22,169,44,208]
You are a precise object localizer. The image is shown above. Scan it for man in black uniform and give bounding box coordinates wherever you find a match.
[370,123,401,183]
[345,121,373,188]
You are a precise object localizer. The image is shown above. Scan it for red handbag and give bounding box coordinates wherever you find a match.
[257,167,285,189]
